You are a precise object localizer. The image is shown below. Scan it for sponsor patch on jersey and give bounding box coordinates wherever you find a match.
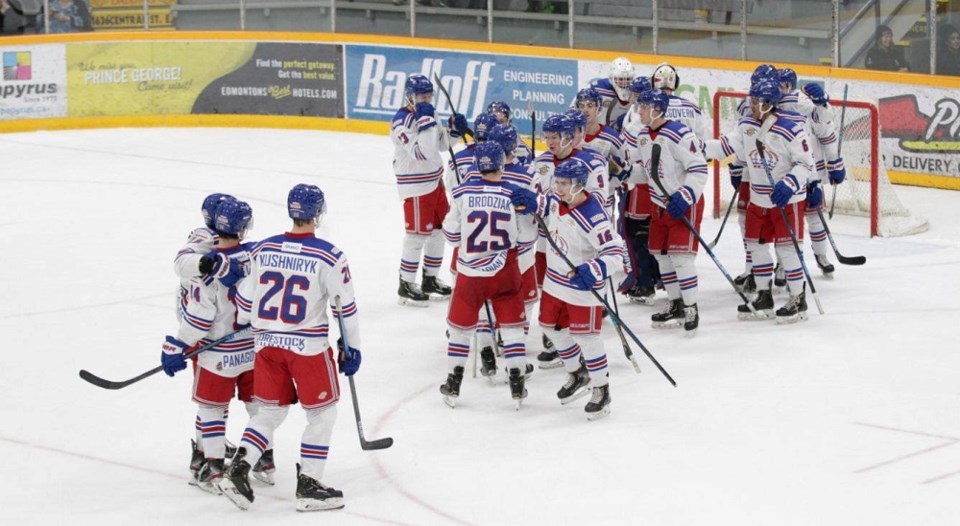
[640,138,648,146]
[590,213,605,223]
[746,128,756,136]
[282,242,303,253]
[538,165,550,175]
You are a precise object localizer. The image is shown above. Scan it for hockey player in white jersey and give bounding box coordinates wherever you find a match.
[530,114,608,368]
[651,62,708,149]
[161,197,261,493]
[440,142,530,408]
[391,74,466,306]
[220,184,362,511]
[777,69,846,278]
[704,81,816,323]
[174,193,230,316]
[588,57,636,131]
[577,87,626,174]
[628,90,708,335]
[447,113,500,187]
[511,160,626,420]
[486,100,533,165]
[460,124,538,379]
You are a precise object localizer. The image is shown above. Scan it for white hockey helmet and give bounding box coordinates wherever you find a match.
[652,62,680,91]
[608,57,635,100]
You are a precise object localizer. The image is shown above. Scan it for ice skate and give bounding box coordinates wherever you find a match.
[296,463,344,511]
[585,384,611,421]
[439,366,464,408]
[651,299,684,329]
[219,448,254,511]
[734,272,756,294]
[776,287,808,324]
[196,458,224,495]
[557,366,591,405]
[224,439,237,466]
[508,368,528,410]
[737,286,775,320]
[421,272,452,299]
[397,278,429,307]
[538,334,562,369]
[479,347,497,379]
[683,303,699,337]
[815,254,835,279]
[188,439,204,486]
[251,449,275,486]
[627,284,656,305]
[774,263,786,288]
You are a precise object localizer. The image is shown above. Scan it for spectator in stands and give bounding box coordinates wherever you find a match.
[865,24,910,72]
[36,0,91,32]
[938,24,960,76]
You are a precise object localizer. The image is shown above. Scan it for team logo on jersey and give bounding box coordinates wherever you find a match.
[640,138,648,146]
[749,148,780,169]
[745,128,756,137]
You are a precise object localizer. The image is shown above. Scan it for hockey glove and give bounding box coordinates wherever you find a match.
[414,102,437,132]
[510,187,539,215]
[770,174,800,208]
[802,83,829,107]
[203,251,244,287]
[666,187,696,219]
[160,336,189,377]
[827,158,846,185]
[806,181,823,209]
[336,338,362,376]
[570,260,606,291]
[447,113,469,138]
[728,162,744,189]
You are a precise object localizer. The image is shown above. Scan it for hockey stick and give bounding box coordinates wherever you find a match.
[649,145,755,311]
[432,73,473,141]
[708,187,739,250]
[607,277,641,374]
[78,327,252,390]
[528,99,536,159]
[531,213,674,386]
[815,207,866,265]
[483,300,502,358]
[755,140,825,315]
[828,84,849,220]
[334,296,394,451]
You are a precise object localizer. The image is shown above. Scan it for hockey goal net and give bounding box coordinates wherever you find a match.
[711,91,928,237]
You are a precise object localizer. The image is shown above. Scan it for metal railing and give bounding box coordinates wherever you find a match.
[26,0,959,75]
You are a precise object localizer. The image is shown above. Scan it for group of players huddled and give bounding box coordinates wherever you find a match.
[156,55,848,512]
[390,57,846,418]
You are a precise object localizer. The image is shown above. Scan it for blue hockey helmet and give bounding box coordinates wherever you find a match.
[749,80,781,108]
[542,114,576,138]
[750,64,778,86]
[628,76,653,96]
[214,197,253,238]
[564,109,587,130]
[473,113,500,141]
[488,123,519,156]
[201,193,232,230]
[777,68,798,92]
[474,141,505,173]
[288,183,327,221]
[638,89,670,117]
[575,87,603,108]
[404,74,433,103]
[486,100,512,123]
[553,160,589,188]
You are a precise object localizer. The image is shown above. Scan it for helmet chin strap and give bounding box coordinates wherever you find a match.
[757,102,773,119]
[560,134,573,151]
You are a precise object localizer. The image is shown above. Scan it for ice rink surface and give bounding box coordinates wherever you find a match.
[1,128,959,525]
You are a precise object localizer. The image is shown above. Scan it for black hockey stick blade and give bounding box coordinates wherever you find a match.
[361,436,395,451]
[79,367,161,390]
[836,253,866,266]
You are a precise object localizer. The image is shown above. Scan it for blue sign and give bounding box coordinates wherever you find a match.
[344,45,578,132]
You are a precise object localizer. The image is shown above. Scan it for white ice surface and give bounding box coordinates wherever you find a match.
[1,128,959,525]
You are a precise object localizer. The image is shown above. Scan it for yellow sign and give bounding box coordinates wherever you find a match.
[92,8,174,30]
[89,0,176,7]
[66,41,256,116]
